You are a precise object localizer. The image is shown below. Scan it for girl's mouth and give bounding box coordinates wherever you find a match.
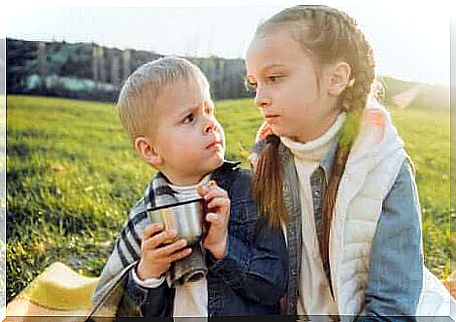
[264,114,280,122]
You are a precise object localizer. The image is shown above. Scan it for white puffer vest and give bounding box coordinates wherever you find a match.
[303,102,455,321]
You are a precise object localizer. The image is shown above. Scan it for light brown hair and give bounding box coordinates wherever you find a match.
[117,56,209,142]
[251,5,376,266]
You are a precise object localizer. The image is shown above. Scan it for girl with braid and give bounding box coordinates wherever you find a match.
[245,5,455,321]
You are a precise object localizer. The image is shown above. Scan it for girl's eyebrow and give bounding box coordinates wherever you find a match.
[246,63,289,80]
[261,63,289,72]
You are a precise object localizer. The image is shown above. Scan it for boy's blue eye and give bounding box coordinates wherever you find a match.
[183,113,195,124]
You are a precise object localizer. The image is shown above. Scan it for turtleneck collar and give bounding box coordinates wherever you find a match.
[169,174,211,194]
[281,112,346,163]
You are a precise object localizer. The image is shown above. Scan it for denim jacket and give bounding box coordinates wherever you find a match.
[253,139,423,320]
[122,162,288,317]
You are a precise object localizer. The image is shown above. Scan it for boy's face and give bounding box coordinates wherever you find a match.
[148,78,225,185]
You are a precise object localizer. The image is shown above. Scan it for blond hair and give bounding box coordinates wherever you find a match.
[117,56,209,141]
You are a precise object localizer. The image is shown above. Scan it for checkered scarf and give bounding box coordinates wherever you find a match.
[88,171,207,320]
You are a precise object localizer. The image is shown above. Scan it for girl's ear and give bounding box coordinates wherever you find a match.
[134,136,163,168]
[328,62,351,96]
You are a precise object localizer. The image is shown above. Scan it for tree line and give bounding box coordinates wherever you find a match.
[6,38,252,102]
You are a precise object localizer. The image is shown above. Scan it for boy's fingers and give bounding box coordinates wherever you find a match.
[206,197,230,212]
[197,180,219,198]
[169,247,193,262]
[203,186,228,202]
[196,185,208,197]
[206,212,223,226]
[155,239,188,256]
[143,229,177,250]
[143,223,164,240]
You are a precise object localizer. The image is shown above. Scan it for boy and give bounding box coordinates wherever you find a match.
[88,56,288,318]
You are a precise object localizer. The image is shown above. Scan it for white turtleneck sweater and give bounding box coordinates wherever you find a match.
[280,113,346,317]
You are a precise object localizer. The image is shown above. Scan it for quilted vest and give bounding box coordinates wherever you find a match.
[297,102,454,320]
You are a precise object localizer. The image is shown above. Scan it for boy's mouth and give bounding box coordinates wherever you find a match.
[206,140,223,150]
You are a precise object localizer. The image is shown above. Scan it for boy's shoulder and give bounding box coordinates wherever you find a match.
[121,196,151,239]
[212,160,251,188]
[126,172,157,219]
[125,194,149,224]
[212,161,254,204]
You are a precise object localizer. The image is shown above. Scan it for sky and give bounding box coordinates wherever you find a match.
[2,0,454,86]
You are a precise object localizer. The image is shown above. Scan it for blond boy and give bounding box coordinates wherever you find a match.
[89,57,287,318]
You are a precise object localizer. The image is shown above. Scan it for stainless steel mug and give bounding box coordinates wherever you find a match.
[147,198,205,245]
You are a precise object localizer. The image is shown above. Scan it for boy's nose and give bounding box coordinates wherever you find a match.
[203,118,217,134]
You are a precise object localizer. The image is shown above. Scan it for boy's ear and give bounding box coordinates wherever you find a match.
[134,136,163,168]
[328,61,351,96]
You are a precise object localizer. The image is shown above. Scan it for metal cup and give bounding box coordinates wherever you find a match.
[147,198,205,246]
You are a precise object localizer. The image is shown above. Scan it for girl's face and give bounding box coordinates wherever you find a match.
[245,29,339,143]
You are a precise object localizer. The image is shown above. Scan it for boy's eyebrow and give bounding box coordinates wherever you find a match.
[177,103,202,118]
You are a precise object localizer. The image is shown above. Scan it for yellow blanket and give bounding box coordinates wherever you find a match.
[6,262,99,321]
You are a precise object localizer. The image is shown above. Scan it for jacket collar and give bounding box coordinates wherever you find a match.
[143,160,241,204]
[210,160,242,191]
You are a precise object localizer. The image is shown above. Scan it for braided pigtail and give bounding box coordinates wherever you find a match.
[252,6,376,265]
[316,7,375,266]
[252,135,287,229]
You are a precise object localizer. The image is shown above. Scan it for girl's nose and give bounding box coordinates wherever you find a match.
[255,90,272,108]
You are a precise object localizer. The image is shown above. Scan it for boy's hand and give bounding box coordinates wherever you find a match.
[197,180,230,260]
[136,223,192,280]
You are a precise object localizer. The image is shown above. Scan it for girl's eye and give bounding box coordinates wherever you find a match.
[183,113,195,124]
[244,78,257,91]
[268,75,281,83]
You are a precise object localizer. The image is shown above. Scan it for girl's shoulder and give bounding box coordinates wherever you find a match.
[388,158,417,195]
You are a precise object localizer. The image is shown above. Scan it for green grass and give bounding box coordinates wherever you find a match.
[6,95,453,303]
[390,108,454,277]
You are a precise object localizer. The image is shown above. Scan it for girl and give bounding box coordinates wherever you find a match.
[245,5,454,320]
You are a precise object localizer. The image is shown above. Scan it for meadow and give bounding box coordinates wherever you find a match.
[6,94,454,303]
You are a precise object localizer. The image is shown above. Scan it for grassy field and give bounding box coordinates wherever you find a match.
[6,95,454,303]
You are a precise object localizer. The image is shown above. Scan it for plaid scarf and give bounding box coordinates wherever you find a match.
[88,172,206,320]
[88,162,240,320]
